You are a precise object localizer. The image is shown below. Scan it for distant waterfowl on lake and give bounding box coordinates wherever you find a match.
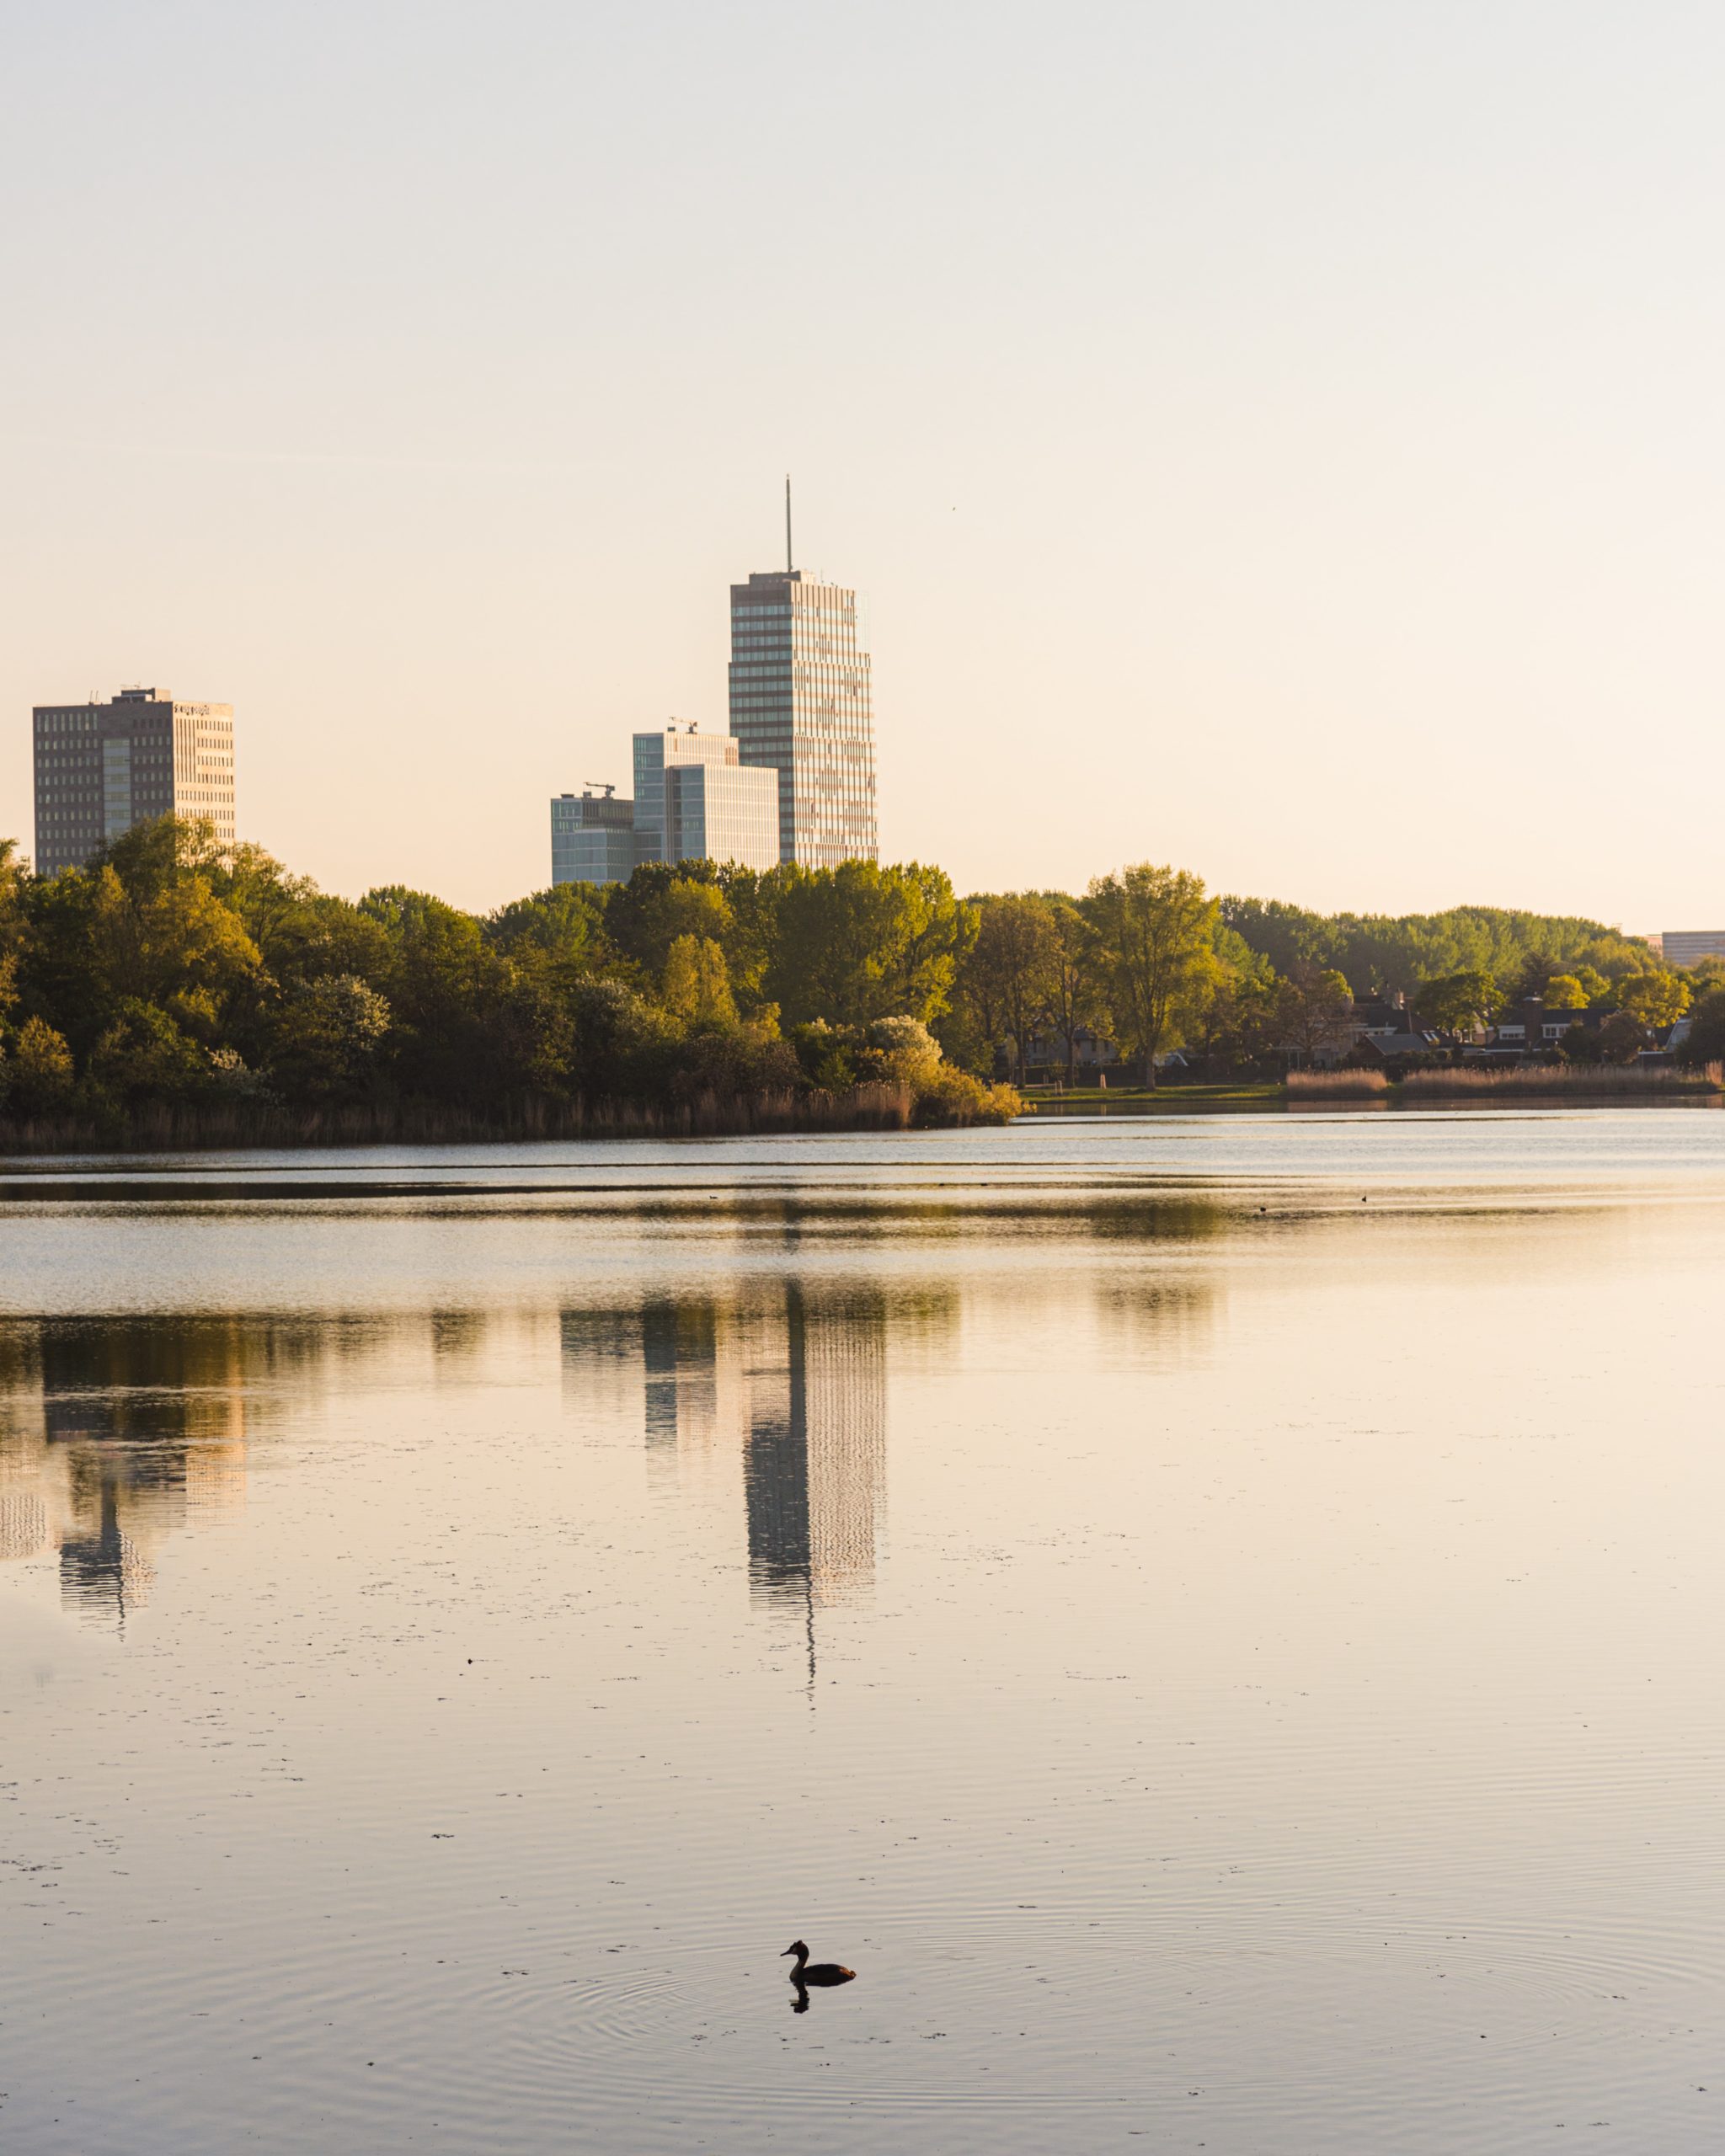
[782,1940,855,1985]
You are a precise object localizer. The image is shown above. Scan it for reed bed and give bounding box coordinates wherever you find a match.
[1397,1062,1722,1098]
[1284,1069,1390,1098]
[0,1081,917,1157]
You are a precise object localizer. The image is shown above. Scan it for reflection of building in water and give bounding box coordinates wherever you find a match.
[566,1283,889,1608]
[0,1489,49,1562]
[643,1301,747,1488]
[559,1282,893,1614]
[744,1287,886,1611]
[0,1317,251,1626]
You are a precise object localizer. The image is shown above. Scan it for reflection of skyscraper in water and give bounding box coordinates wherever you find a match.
[559,1283,889,1614]
[0,1317,250,1626]
[0,1489,49,1563]
[745,1285,886,1611]
[642,1301,747,1490]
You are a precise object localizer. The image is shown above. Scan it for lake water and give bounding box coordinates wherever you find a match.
[3,1110,1723,2153]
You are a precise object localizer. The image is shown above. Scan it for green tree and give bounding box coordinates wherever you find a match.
[88,998,212,1106]
[1616,972,1690,1027]
[1187,928,1282,1074]
[18,819,264,1058]
[959,894,1059,1083]
[866,1015,943,1091]
[1039,897,1108,1086]
[661,936,737,1027]
[486,883,601,967]
[1593,1010,1649,1064]
[767,862,976,1027]
[602,866,733,979]
[1541,974,1589,1010]
[707,865,781,1012]
[569,977,677,1098]
[1679,985,1725,1068]
[0,837,27,1021]
[487,953,582,1097]
[7,1015,75,1116]
[1221,897,1654,1000]
[1216,896,1334,977]
[359,886,506,1102]
[1275,962,1356,1066]
[268,974,393,1101]
[1081,864,1218,1086]
[209,841,316,961]
[1413,970,1504,1036]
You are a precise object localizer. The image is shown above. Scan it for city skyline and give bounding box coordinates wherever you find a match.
[6,8,1725,923]
[549,534,879,887]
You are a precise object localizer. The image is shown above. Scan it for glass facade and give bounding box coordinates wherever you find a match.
[550,789,636,886]
[631,724,779,873]
[631,725,742,864]
[33,689,235,877]
[728,569,878,867]
[663,760,780,873]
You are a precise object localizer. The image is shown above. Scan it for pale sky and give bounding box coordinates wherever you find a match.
[3,1,1721,927]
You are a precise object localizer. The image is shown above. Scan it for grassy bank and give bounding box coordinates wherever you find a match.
[1026,1066,1725,1114]
[1019,1083,1284,1113]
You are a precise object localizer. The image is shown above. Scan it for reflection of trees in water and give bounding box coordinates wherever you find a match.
[1090,1275,1218,1358]
[0,1316,255,1626]
[1079,1197,1227,1246]
[0,1310,463,1627]
[430,1310,490,1367]
[695,1193,1231,1247]
[0,1221,1222,1636]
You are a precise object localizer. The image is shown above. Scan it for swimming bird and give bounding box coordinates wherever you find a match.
[782,1940,855,1986]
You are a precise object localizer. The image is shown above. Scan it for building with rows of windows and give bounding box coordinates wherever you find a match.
[728,568,877,867]
[550,785,638,886]
[33,687,235,877]
[550,541,880,887]
[551,724,782,889]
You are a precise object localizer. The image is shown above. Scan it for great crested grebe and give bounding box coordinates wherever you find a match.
[782,1940,855,1986]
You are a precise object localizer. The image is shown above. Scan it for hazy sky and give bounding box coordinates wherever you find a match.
[3,2,1721,925]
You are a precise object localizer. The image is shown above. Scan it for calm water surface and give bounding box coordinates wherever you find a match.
[2,1111,1722,2152]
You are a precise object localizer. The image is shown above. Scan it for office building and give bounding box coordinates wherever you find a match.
[550,785,636,886]
[728,568,878,867]
[633,722,778,873]
[1658,931,1725,968]
[33,686,235,876]
[665,760,780,871]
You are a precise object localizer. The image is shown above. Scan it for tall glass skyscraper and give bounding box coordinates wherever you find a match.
[728,568,878,867]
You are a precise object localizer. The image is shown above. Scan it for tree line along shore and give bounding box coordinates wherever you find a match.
[0,824,1714,1150]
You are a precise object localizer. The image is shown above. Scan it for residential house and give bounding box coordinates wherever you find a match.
[1486,1000,1593,1057]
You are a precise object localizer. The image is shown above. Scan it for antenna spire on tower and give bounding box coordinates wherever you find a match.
[785,474,793,573]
